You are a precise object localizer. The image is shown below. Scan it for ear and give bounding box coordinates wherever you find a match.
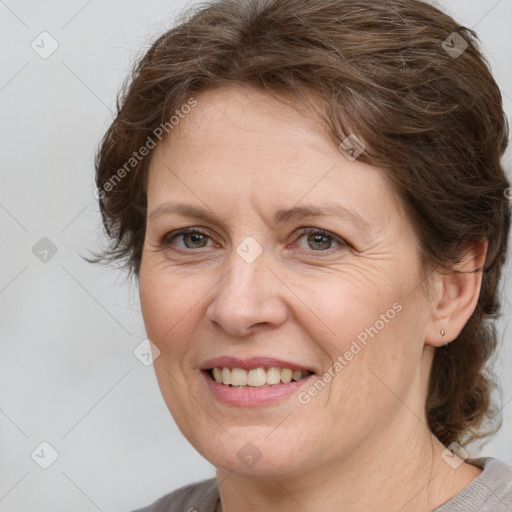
[425,238,488,348]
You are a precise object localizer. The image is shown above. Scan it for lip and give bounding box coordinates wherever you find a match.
[200,356,318,407]
[200,356,316,373]
[202,370,316,407]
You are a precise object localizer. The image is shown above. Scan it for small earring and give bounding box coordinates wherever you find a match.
[440,328,448,347]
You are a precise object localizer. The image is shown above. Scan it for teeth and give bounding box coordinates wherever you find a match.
[247,368,266,386]
[266,367,281,385]
[231,368,248,386]
[280,368,292,383]
[210,366,309,387]
[213,367,222,382]
[292,370,302,381]
[221,367,231,385]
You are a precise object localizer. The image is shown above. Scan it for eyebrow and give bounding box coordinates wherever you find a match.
[148,202,371,231]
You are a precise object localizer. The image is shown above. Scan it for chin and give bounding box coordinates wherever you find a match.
[188,425,318,478]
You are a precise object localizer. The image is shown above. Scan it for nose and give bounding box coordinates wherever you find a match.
[205,245,288,337]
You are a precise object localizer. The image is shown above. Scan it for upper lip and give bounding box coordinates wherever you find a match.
[200,356,317,374]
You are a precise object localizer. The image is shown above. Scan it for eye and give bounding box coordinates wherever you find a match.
[162,227,216,250]
[161,227,349,254]
[292,227,348,253]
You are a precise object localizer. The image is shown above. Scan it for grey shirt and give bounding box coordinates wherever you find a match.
[131,457,512,512]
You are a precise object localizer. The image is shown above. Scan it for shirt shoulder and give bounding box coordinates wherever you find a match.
[434,457,512,511]
[129,477,219,512]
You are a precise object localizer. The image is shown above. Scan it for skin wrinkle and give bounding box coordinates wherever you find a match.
[138,86,484,512]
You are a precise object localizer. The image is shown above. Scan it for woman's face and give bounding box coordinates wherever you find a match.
[139,86,434,478]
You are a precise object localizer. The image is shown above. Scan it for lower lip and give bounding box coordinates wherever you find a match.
[202,371,316,406]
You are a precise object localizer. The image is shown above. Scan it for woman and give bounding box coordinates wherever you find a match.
[92,0,512,510]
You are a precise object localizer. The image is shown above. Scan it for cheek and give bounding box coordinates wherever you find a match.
[295,271,404,354]
[138,263,197,357]
[138,264,208,430]
[297,268,424,413]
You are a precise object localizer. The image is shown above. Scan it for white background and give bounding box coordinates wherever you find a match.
[0,1,511,511]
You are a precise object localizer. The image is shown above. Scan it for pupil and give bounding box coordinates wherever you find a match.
[187,233,206,247]
[310,233,330,250]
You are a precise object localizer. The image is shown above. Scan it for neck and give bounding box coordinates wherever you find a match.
[215,416,481,512]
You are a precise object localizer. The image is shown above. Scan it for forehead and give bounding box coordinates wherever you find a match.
[165,86,332,162]
[146,86,401,228]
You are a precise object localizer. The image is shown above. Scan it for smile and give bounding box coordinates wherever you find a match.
[200,357,317,405]
[208,367,313,387]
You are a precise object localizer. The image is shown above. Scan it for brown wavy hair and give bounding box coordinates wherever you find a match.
[92,0,511,447]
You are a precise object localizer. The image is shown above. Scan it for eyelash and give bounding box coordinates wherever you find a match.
[161,227,349,255]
